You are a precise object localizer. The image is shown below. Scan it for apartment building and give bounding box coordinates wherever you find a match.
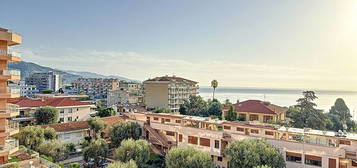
[0,28,22,164]
[119,81,142,92]
[107,89,143,106]
[222,100,287,123]
[71,78,120,99]
[9,97,93,125]
[126,112,357,168]
[25,71,63,92]
[143,75,199,112]
[8,81,39,97]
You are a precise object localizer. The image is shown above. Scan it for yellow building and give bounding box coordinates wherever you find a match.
[222,100,286,123]
[143,75,199,112]
[0,28,21,164]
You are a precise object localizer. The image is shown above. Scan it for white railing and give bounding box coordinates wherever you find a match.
[9,88,20,94]
[0,103,20,114]
[0,138,18,153]
[7,50,21,58]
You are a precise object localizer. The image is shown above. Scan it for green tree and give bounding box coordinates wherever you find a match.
[254,166,272,168]
[224,106,237,121]
[153,107,171,113]
[326,98,356,131]
[17,126,45,150]
[225,139,285,168]
[37,140,68,162]
[109,121,142,147]
[83,138,109,166]
[34,106,59,125]
[87,117,107,139]
[42,89,54,94]
[66,143,76,154]
[165,146,213,168]
[68,162,80,168]
[114,139,150,168]
[108,160,138,168]
[211,80,218,100]
[179,95,208,117]
[43,127,58,140]
[97,106,117,117]
[207,99,222,118]
[288,91,327,130]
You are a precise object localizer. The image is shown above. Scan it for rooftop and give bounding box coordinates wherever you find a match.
[9,97,91,108]
[144,75,198,84]
[224,100,288,115]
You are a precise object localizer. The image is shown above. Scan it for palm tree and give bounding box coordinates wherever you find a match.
[211,80,218,100]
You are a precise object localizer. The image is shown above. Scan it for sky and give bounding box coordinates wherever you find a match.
[1,0,357,90]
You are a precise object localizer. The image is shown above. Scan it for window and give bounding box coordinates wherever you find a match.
[263,115,273,122]
[68,108,73,113]
[68,117,72,122]
[238,114,246,121]
[154,117,159,121]
[199,138,210,147]
[166,131,175,136]
[175,120,181,123]
[236,127,244,132]
[188,136,198,145]
[286,152,302,163]
[251,129,259,134]
[59,118,64,122]
[305,155,322,167]
[265,131,274,136]
[60,109,64,113]
[165,118,171,122]
[340,140,351,145]
[249,114,259,121]
[223,126,231,130]
[214,140,220,149]
[179,134,183,142]
[217,156,223,162]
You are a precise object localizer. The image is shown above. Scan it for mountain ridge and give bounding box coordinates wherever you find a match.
[9,61,139,84]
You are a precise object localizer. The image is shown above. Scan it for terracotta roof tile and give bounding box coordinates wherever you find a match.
[231,100,287,115]
[145,76,197,84]
[9,97,91,107]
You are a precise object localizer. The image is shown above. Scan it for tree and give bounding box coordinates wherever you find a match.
[34,106,59,125]
[179,95,208,117]
[207,99,222,118]
[254,166,272,168]
[83,138,109,166]
[87,117,107,139]
[327,98,356,131]
[108,160,138,168]
[224,106,237,121]
[153,107,171,113]
[225,139,285,168]
[288,91,327,130]
[69,162,81,168]
[43,127,58,140]
[114,139,150,168]
[211,80,218,100]
[97,106,117,117]
[42,89,54,94]
[17,126,45,150]
[37,140,68,162]
[66,143,76,154]
[165,146,213,168]
[109,121,142,147]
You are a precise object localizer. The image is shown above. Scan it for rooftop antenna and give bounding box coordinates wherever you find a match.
[263,94,266,101]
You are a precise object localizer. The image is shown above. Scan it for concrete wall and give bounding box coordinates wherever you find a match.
[144,82,169,109]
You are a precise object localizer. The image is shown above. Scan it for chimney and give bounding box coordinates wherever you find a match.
[236,99,240,104]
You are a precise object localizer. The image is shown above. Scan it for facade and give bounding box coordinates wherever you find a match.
[222,100,287,123]
[9,97,93,124]
[126,112,357,168]
[25,71,63,92]
[71,78,120,99]
[8,81,39,97]
[119,81,142,92]
[143,75,199,112]
[0,28,22,164]
[32,93,89,101]
[107,89,143,106]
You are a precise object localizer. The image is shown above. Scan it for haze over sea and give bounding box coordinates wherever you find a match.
[199,87,357,121]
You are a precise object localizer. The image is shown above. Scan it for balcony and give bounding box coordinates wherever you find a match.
[0,138,19,155]
[0,50,21,62]
[0,104,20,117]
[0,88,20,98]
[0,29,22,46]
[0,69,21,81]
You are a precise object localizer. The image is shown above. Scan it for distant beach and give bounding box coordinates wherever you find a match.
[199,87,357,120]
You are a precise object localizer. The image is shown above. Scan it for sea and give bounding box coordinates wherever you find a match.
[199,87,357,121]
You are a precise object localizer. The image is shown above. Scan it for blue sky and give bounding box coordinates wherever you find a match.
[1,0,357,90]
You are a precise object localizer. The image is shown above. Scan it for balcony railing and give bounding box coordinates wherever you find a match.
[7,50,21,58]
[0,104,20,114]
[0,138,18,153]
[9,88,20,94]
[0,120,19,133]
[2,69,20,76]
